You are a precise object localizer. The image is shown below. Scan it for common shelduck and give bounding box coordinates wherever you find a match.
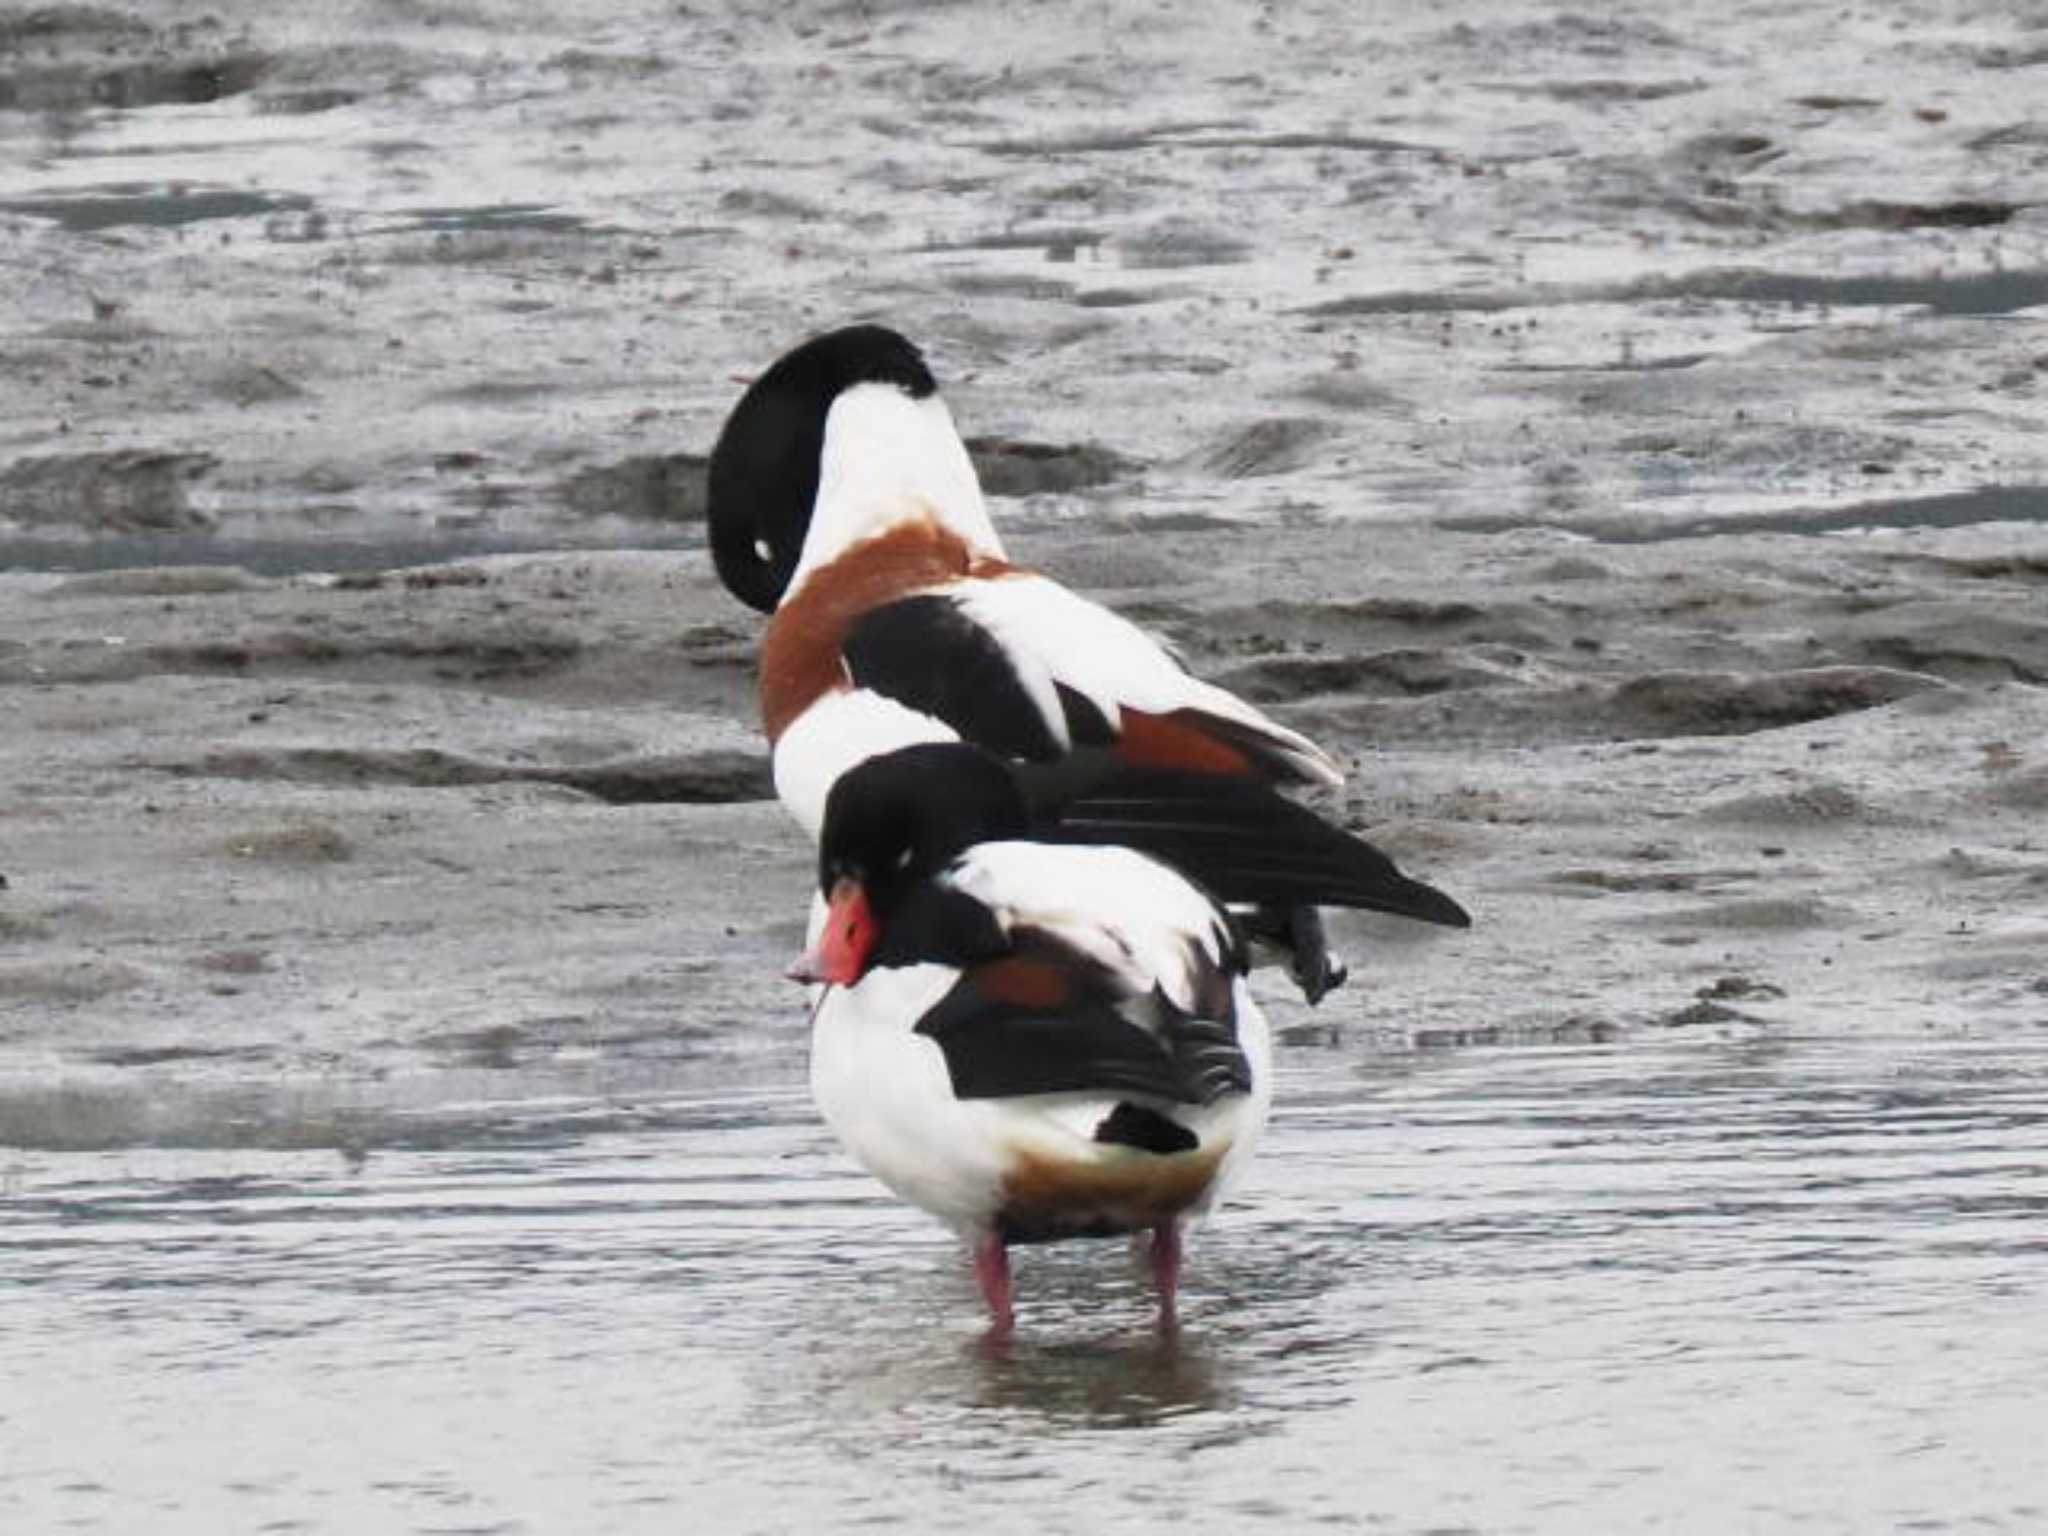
[709,323,1467,998]
[790,742,1278,1334]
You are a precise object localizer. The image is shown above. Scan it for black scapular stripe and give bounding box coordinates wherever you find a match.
[917,989,1189,1102]
[915,971,1249,1107]
[844,595,1065,762]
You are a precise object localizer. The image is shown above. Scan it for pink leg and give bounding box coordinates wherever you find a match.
[972,1231,1014,1336]
[1148,1220,1183,1329]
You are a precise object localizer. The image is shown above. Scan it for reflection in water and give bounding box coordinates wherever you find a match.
[794,1307,1232,1436]
[971,1329,1227,1425]
[5,1036,2048,1532]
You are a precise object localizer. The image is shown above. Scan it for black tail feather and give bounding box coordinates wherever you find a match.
[1094,1102,1199,1154]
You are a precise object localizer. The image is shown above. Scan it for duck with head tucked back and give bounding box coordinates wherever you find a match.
[708,324,1470,1002]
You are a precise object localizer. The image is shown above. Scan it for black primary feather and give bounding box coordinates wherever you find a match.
[1016,758,1472,929]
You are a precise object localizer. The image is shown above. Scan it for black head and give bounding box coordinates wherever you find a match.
[707,324,939,614]
[817,743,1027,915]
[793,744,1025,985]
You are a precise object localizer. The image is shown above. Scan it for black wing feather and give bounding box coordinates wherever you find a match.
[916,981,1192,1102]
[915,962,1250,1107]
[1019,761,1472,928]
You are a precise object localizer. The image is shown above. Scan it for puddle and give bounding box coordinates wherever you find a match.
[1442,484,2048,543]
[395,203,595,235]
[963,437,1137,497]
[1656,266,2048,317]
[923,225,1106,260]
[0,52,269,114]
[0,183,311,232]
[0,530,698,579]
[1308,267,2048,319]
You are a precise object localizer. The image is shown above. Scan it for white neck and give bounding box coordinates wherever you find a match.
[784,383,1005,594]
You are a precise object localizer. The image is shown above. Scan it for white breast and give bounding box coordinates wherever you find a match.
[774,688,961,840]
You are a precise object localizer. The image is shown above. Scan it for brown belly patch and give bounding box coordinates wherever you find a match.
[996,1142,1229,1243]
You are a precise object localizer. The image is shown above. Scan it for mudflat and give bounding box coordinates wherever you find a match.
[3,6,2046,1530]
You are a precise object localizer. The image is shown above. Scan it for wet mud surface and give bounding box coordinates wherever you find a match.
[3,2,2047,1531]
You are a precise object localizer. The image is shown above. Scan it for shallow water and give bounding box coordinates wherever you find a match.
[7,1034,2044,1535]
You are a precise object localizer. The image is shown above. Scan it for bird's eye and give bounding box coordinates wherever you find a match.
[892,847,914,871]
[753,538,774,564]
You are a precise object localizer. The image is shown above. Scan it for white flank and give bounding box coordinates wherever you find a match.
[809,960,1013,1233]
[783,383,1004,595]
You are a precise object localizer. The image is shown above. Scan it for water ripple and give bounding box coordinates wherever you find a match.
[5,1037,2046,1533]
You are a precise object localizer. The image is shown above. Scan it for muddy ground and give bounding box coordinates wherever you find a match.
[2,0,2046,1142]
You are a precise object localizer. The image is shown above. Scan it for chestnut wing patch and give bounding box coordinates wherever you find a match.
[842,594,1064,762]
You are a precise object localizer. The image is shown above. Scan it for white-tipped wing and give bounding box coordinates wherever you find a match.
[957,575,1343,785]
[943,841,1240,1015]
[834,573,1343,786]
